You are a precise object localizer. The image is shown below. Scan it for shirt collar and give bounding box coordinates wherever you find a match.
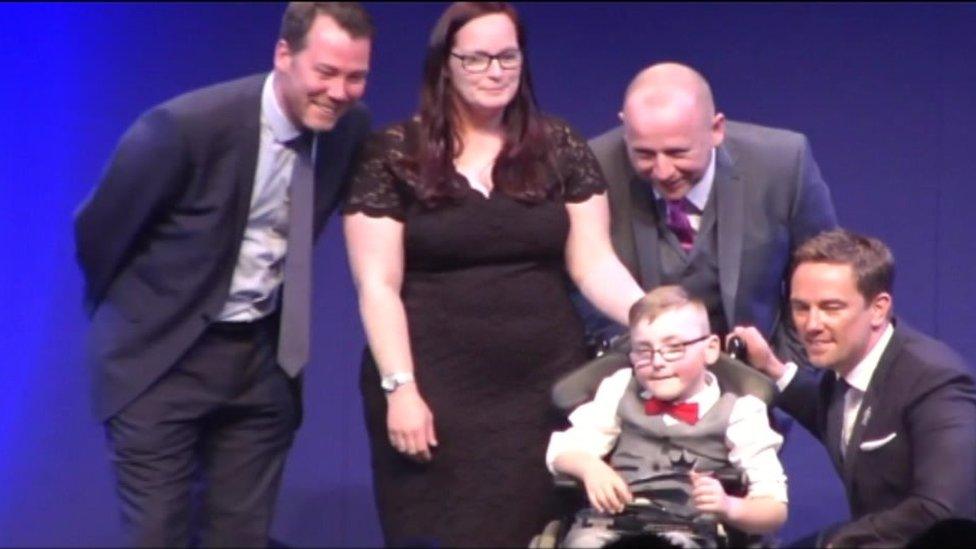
[839,323,895,393]
[651,147,716,212]
[640,370,720,414]
[262,71,303,144]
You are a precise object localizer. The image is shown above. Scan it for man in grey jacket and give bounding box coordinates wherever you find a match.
[584,62,837,365]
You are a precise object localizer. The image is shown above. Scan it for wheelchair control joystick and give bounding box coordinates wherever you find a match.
[725,335,747,362]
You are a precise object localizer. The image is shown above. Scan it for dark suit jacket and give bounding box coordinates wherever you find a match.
[588,121,837,362]
[780,321,976,547]
[74,73,370,421]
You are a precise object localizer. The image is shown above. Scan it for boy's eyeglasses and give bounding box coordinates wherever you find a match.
[629,334,711,364]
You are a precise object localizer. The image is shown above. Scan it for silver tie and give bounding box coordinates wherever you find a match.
[277,133,314,376]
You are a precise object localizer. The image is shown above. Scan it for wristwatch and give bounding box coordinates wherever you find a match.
[380,372,415,394]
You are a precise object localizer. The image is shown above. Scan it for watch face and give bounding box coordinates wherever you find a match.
[381,373,413,393]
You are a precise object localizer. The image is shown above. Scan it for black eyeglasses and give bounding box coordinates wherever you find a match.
[629,334,712,365]
[450,49,523,73]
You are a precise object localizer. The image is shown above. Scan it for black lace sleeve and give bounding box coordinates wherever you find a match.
[341,123,411,221]
[547,117,608,203]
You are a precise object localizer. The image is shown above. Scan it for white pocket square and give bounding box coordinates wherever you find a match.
[860,432,897,451]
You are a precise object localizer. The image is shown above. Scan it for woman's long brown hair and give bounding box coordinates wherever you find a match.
[399,2,555,208]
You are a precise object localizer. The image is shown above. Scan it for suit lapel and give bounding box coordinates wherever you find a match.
[841,324,904,481]
[612,192,640,279]
[629,176,662,290]
[312,128,343,228]
[311,105,368,236]
[603,134,641,283]
[230,82,263,244]
[714,145,744,326]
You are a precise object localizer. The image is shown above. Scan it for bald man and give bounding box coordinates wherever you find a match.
[584,62,837,364]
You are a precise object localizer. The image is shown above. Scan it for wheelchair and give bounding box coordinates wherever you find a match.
[529,336,776,549]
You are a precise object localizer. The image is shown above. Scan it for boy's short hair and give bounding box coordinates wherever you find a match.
[628,285,710,332]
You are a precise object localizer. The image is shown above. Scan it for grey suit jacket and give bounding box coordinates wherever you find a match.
[74,73,370,420]
[588,121,837,361]
[780,321,976,547]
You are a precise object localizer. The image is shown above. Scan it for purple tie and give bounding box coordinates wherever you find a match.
[665,198,696,252]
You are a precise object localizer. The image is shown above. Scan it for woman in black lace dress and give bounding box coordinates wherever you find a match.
[342,3,644,546]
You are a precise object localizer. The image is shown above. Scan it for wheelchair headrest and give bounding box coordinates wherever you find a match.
[551,334,776,412]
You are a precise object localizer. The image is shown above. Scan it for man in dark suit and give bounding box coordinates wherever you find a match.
[585,62,837,364]
[73,3,372,546]
[732,228,976,547]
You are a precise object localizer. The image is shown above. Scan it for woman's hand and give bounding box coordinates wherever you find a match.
[386,384,438,462]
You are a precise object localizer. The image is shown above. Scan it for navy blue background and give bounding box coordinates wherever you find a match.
[2,2,974,546]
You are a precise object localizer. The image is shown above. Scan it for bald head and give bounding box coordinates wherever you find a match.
[623,62,716,128]
[618,63,725,201]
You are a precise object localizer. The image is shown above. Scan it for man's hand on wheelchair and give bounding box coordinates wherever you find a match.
[727,326,788,382]
[580,459,634,515]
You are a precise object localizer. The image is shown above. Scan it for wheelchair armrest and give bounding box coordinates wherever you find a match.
[551,351,630,412]
[708,355,776,406]
[712,468,749,498]
[552,467,747,498]
[553,473,581,490]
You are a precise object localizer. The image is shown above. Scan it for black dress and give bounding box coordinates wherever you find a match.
[343,117,606,547]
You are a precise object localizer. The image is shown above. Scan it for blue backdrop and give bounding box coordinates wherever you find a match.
[2,2,974,546]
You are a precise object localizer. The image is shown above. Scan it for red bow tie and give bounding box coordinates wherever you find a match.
[644,398,699,425]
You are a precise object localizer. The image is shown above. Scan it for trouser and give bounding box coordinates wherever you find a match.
[105,316,301,547]
[561,506,720,549]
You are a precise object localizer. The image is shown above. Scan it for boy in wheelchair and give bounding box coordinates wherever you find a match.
[544,286,787,548]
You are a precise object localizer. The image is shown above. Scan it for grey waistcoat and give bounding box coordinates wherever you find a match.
[609,377,736,507]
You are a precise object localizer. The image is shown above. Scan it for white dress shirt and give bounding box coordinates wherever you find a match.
[217,72,304,322]
[775,323,895,455]
[547,368,788,502]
